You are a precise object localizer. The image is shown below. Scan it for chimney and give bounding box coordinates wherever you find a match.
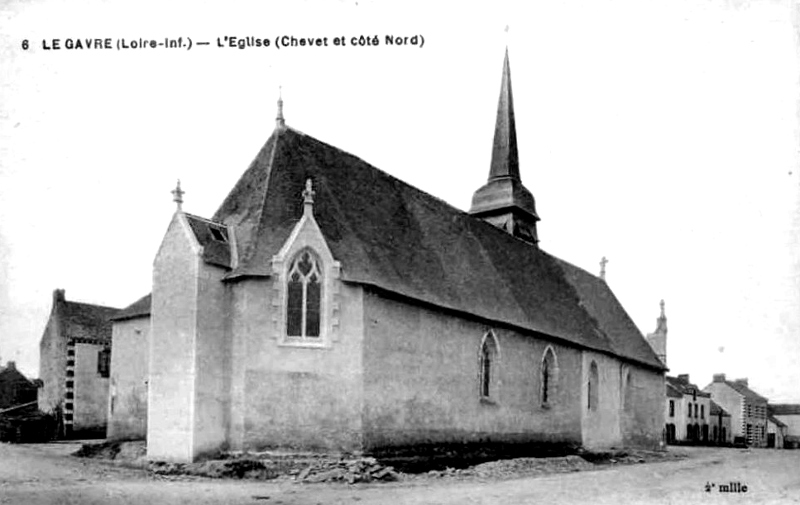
[734,378,749,387]
[6,361,15,370]
[677,374,690,383]
[53,289,65,304]
[713,373,726,382]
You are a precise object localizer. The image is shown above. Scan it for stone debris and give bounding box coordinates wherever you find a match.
[295,457,400,484]
[76,442,683,484]
[469,455,594,479]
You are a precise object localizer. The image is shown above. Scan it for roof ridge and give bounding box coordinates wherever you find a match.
[183,212,225,226]
[62,300,119,311]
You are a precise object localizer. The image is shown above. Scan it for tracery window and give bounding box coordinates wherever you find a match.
[286,250,322,338]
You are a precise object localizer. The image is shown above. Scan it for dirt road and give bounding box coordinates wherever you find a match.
[1,443,798,504]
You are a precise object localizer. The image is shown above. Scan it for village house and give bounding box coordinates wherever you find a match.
[107,294,151,440]
[769,404,800,448]
[708,400,731,445]
[38,289,118,438]
[114,49,667,463]
[0,361,38,411]
[664,375,711,444]
[704,374,769,447]
[766,414,787,449]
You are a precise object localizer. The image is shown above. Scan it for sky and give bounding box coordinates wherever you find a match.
[1,0,799,402]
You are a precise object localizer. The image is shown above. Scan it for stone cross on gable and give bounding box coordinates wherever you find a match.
[599,256,608,280]
[302,178,315,216]
[171,179,184,210]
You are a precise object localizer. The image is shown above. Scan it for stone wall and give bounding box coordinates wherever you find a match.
[108,317,150,440]
[72,342,109,436]
[362,289,584,453]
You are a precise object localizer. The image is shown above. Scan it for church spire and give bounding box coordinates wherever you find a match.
[489,48,520,181]
[646,299,668,366]
[276,87,285,130]
[469,47,540,245]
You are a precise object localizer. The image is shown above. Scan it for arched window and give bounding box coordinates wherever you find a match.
[623,370,633,412]
[286,249,322,338]
[588,361,599,411]
[540,347,558,406]
[479,332,499,400]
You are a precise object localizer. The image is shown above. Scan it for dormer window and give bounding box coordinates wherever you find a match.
[209,226,227,243]
[286,249,322,339]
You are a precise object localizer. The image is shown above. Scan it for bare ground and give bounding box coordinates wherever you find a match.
[1,442,799,504]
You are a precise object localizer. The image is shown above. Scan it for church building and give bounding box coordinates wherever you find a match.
[117,50,667,462]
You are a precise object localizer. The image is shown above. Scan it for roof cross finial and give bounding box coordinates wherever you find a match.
[600,256,608,280]
[276,86,285,129]
[660,299,666,317]
[171,179,184,211]
[302,178,315,216]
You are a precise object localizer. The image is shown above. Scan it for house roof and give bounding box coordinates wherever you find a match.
[112,294,151,322]
[768,415,787,428]
[721,381,768,403]
[202,122,665,372]
[666,376,711,397]
[0,366,37,388]
[710,400,730,417]
[770,404,800,416]
[61,300,119,343]
[666,383,683,398]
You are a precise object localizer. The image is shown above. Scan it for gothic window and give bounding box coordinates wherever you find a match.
[623,370,634,413]
[669,400,675,417]
[540,347,558,406]
[694,404,698,418]
[688,403,692,418]
[701,405,705,419]
[286,250,322,339]
[479,332,499,400]
[588,361,599,411]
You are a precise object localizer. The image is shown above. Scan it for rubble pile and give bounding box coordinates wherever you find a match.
[295,457,401,484]
[469,455,594,478]
[149,459,279,480]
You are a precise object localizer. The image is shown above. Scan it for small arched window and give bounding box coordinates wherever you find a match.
[623,370,633,412]
[541,347,558,406]
[286,249,322,338]
[588,361,599,411]
[479,332,499,400]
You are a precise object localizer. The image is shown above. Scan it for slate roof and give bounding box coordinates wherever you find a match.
[710,400,730,417]
[61,300,119,343]
[202,124,665,371]
[666,376,711,397]
[768,415,787,428]
[770,404,800,416]
[184,214,232,268]
[666,383,683,399]
[112,294,151,322]
[723,381,768,403]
